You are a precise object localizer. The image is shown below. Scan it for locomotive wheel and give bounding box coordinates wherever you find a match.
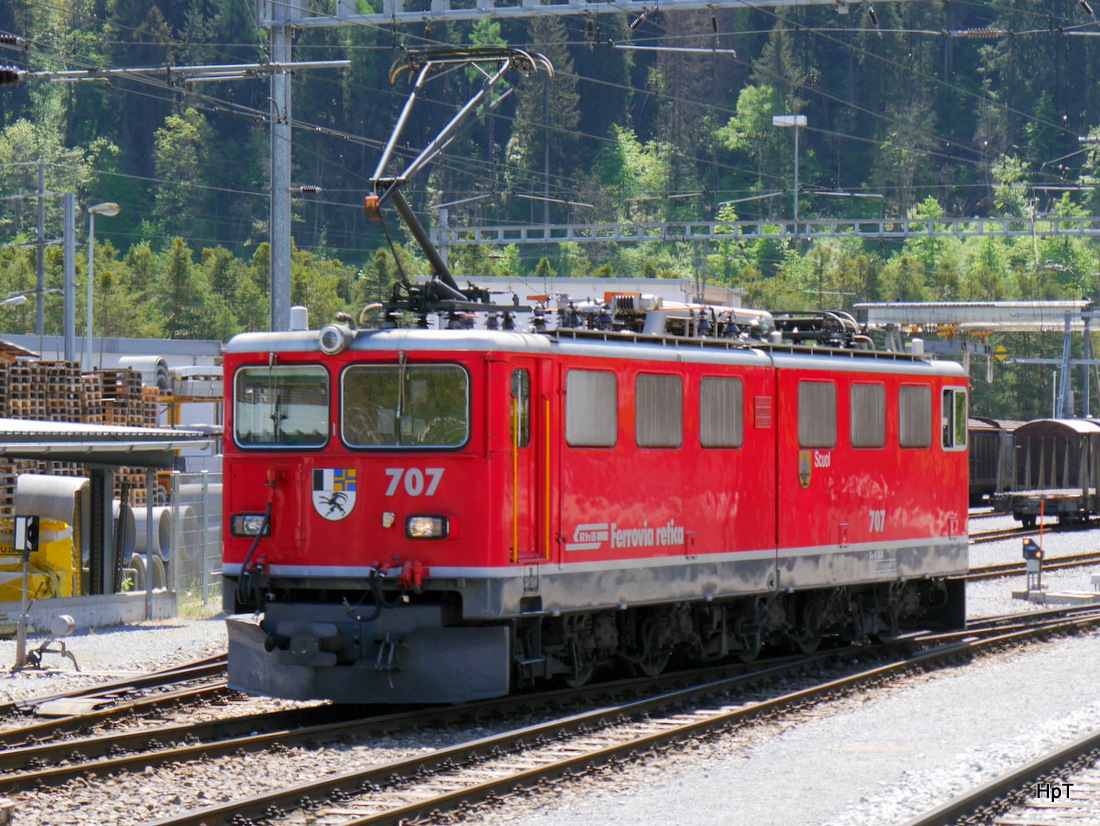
[563,663,594,688]
[795,634,821,655]
[735,631,761,663]
[637,650,670,678]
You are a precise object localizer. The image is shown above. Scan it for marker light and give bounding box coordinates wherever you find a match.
[406,515,449,539]
[231,513,271,537]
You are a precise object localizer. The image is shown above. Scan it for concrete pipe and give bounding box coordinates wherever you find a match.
[112,500,136,559]
[177,482,223,505]
[127,553,146,592]
[134,506,173,558]
[147,553,167,591]
[118,356,169,393]
[167,505,201,586]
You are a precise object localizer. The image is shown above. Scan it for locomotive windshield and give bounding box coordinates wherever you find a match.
[342,363,469,448]
[234,365,329,448]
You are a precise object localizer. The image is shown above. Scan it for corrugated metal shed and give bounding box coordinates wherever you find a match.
[0,419,211,467]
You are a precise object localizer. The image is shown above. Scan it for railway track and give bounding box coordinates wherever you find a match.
[971,525,1038,544]
[3,608,1096,825]
[966,550,1100,581]
[970,517,1098,545]
[902,722,1100,826]
[968,510,1002,521]
[0,647,869,796]
[0,653,226,721]
[107,608,1100,826]
[0,655,229,742]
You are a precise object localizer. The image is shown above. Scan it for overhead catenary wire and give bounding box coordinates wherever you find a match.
[4,0,1099,258]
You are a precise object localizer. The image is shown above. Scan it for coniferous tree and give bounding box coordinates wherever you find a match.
[505,16,581,222]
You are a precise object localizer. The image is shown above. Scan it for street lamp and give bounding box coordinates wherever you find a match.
[0,295,28,308]
[772,114,807,230]
[87,203,120,371]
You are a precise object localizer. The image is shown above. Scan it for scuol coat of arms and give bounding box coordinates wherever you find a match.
[798,450,812,490]
[312,468,357,520]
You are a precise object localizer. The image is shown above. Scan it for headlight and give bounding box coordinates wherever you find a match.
[406,515,449,539]
[231,513,271,537]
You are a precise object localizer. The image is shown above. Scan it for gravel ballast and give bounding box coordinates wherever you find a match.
[1,520,1098,824]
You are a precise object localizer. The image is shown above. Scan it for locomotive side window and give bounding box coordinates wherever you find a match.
[699,377,743,448]
[798,381,837,448]
[566,369,617,447]
[636,374,683,448]
[342,364,469,448]
[234,365,329,448]
[850,383,886,448]
[941,387,968,450]
[511,369,530,448]
[899,384,933,448]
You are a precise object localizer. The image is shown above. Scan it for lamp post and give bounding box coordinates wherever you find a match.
[772,114,807,231]
[86,203,120,371]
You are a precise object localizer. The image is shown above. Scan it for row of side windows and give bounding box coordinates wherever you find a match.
[565,369,744,449]
[561,369,967,452]
[800,380,967,451]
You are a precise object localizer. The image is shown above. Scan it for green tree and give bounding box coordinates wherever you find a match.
[880,254,928,302]
[716,85,787,199]
[991,154,1031,217]
[159,239,213,339]
[505,16,581,221]
[153,108,213,238]
[291,247,356,329]
[1024,91,1064,172]
[595,126,674,222]
[871,98,939,217]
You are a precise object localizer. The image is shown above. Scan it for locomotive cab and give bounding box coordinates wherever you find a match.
[222,328,560,703]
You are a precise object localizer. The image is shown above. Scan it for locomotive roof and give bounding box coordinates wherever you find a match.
[225,327,966,377]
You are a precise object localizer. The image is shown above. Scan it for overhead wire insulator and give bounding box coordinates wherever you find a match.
[1082,0,1096,18]
[0,65,24,86]
[0,33,28,48]
[952,28,1009,38]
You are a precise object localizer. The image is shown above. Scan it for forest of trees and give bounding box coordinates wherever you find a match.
[2,0,1100,418]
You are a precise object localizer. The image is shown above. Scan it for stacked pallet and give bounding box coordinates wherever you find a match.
[47,361,82,423]
[111,372,160,494]
[100,368,145,427]
[7,362,45,420]
[81,374,104,424]
[0,363,162,514]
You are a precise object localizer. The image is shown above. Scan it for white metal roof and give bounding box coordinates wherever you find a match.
[854,301,1093,333]
[0,419,212,467]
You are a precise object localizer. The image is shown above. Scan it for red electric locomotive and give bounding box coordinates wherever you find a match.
[220,47,968,704]
[222,303,968,703]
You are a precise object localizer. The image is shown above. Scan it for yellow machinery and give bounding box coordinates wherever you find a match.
[0,518,79,600]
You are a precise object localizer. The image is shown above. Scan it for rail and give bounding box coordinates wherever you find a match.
[146,610,1100,826]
